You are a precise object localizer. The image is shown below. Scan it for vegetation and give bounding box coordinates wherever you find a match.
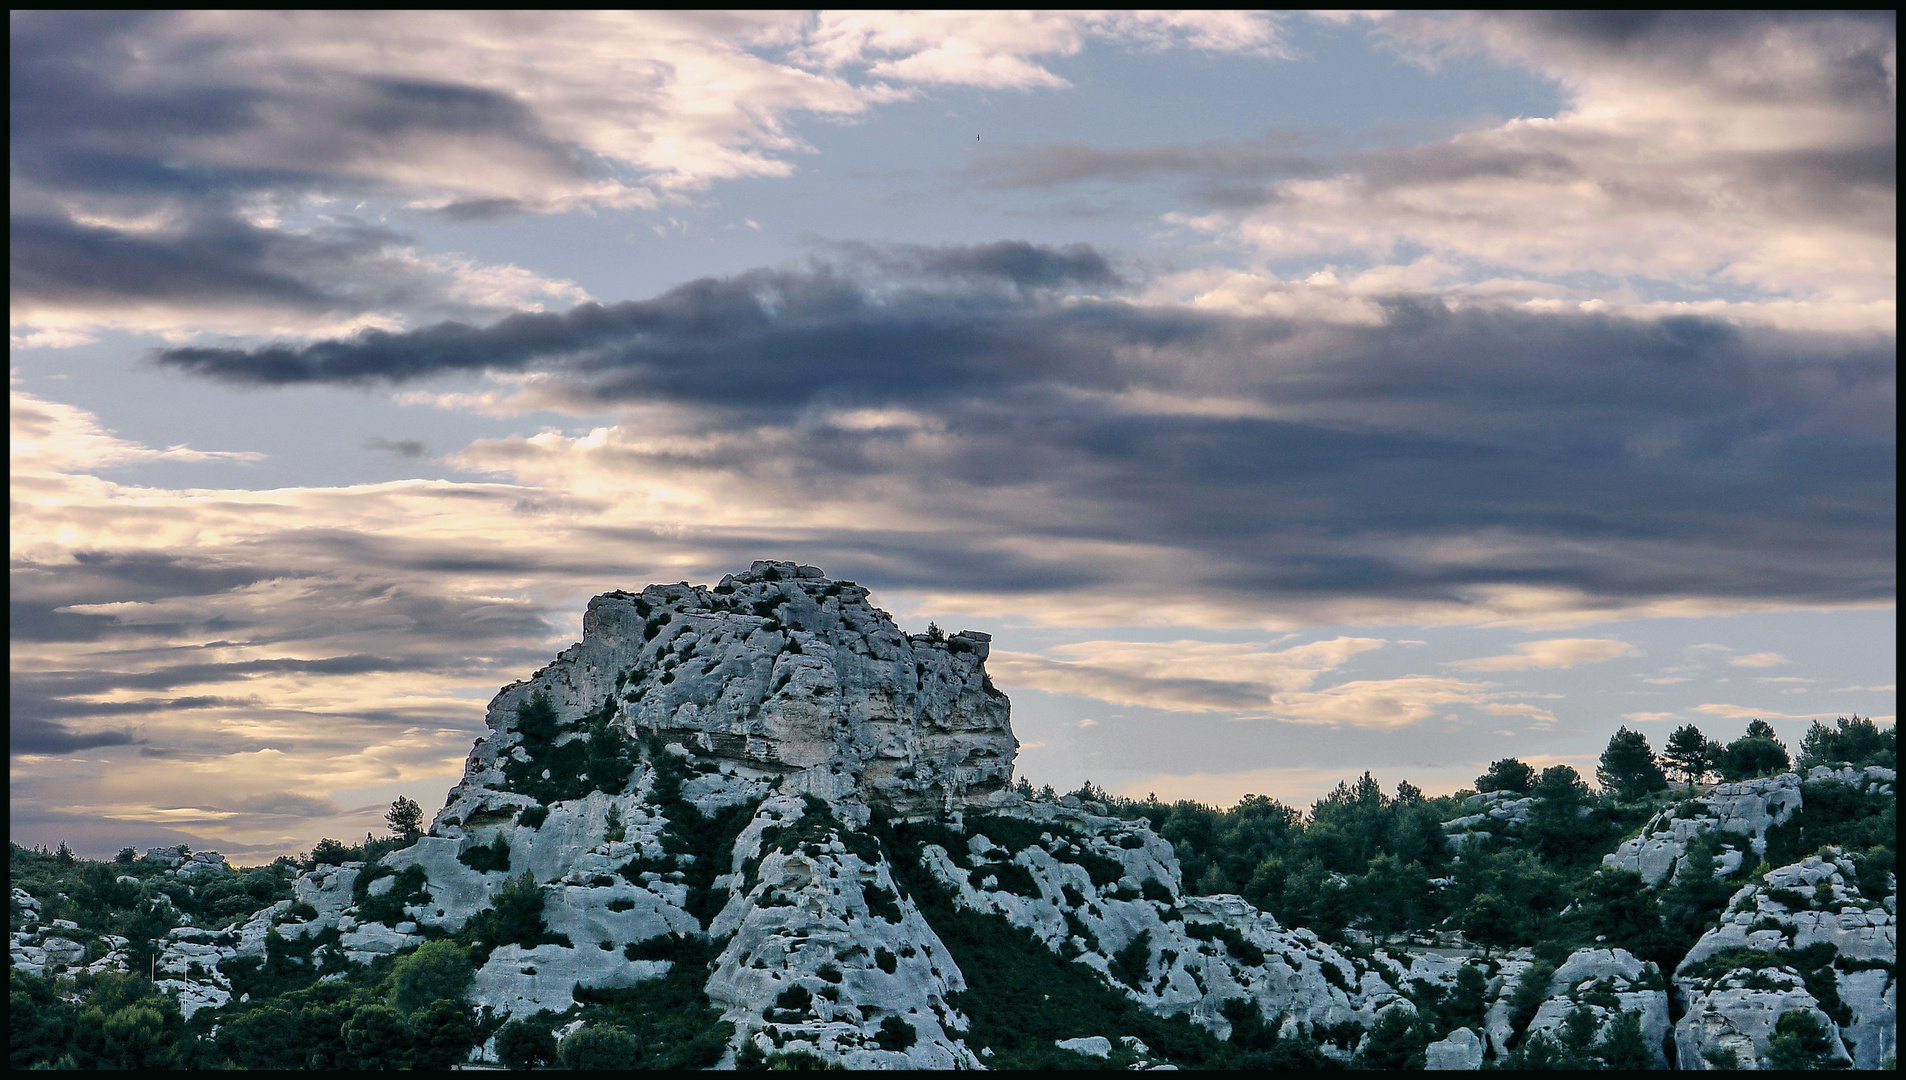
[10,713,1892,1069]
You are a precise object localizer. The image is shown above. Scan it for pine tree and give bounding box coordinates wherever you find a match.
[1663,724,1715,787]
[1598,727,1668,801]
[385,796,424,841]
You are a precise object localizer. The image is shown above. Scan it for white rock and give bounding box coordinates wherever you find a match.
[1056,1035,1113,1058]
[1424,1026,1484,1070]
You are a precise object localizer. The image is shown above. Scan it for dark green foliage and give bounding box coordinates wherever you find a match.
[1477,758,1536,794]
[1800,715,1894,770]
[1109,929,1153,989]
[1182,920,1264,965]
[342,1003,412,1068]
[1351,1006,1428,1069]
[518,804,549,828]
[970,860,1041,898]
[1598,726,1669,801]
[1717,719,1793,781]
[1665,724,1718,785]
[862,882,902,922]
[875,947,898,973]
[495,1011,562,1070]
[571,933,733,1069]
[388,939,475,1013]
[877,814,1239,1069]
[1764,779,1896,868]
[355,863,430,926]
[410,998,479,1068]
[386,795,425,841]
[459,833,512,873]
[558,1023,642,1069]
[461,871,569,958]
[1766,1009,1847,1070]
[11,969,203,1070]
[874,1015,918,1051]
[586,706,636,794]
[1218,998,1337,1068]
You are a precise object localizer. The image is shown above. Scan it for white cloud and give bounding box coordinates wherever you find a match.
[990,637,1387,714]
[1623,711,1679,722]
[1730,652,1790,667]
[1694,703,1846,721]
[1484,703,1558,723]
[1452,637,1635,671]
[1184,13,1899,331]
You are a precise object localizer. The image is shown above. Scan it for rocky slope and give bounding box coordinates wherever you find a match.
[13,563,1894,1069]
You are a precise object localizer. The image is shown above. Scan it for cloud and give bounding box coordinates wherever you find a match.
[1694,703,1848,721]
[365,437,429,459]
[1453,637,1637,671]
[1060,11,1898,331]
[1730,651,1790,667]
[148,254,1895,628]
[10,718,142,755]
[1623,711,1679,722]
[7,12,1283,346]
[1483,703,1559,723]
[1263,677,1493,729]
[990,637,1386,713]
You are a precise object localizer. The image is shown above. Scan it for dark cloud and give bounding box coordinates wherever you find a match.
[8,12,592,330]
[9,213,413,314]
[365,437,429,458]
[11,717,141,755]
[154,249,1895,612]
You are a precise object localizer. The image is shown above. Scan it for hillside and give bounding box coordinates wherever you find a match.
[9,562,1896,1070]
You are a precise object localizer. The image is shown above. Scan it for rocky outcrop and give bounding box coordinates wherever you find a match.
[434,561,1015,831]
[1424,1026,1484,1069]
[707,792,980,1068]
[1603,767,1893,885]
[1674,849,1894,1070]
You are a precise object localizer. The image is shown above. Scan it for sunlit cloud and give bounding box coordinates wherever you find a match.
[1730,651,1790,667]
[1452,637,1636,671]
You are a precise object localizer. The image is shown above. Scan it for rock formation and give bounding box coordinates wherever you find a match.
[14,563,1894,1069]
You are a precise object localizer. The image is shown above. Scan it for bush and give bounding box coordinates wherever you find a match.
[1716,720,1792,781]
[1477,758,1535,794]
[389,939,475,1014]
[494,1013,561,1070]
[342,1004,411,1069]
[558,1023,642,1070]
[409,998,478,1069]
[874,1015,918,1052]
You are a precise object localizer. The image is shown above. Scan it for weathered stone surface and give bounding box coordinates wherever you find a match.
[434,561,1016,828]
[708,793,981,1070]
[1521,948,1670,1069]
[1675,848,1893,1070]
[1424,1026,1484,1070]
[1603,767,1891,885]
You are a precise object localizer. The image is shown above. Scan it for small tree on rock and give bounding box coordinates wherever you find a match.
[1476,758,1535,794]
[1663,724,1716,787]
[1716,719,1791,781]
[386,796,424,841]
[1598,727,1668,801]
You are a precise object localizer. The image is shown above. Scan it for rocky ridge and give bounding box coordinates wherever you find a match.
[12,563,1894,1070]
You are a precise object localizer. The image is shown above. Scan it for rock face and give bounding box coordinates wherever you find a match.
[1674,848,1894,1070]
[1602,767,1893,885]
[1424,1026,1484,1070]
[436,560,1015,828]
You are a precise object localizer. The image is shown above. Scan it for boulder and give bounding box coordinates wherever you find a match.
[1424,1026,1484,1070]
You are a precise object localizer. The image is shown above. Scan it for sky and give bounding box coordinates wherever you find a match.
[10,11,1896,860]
